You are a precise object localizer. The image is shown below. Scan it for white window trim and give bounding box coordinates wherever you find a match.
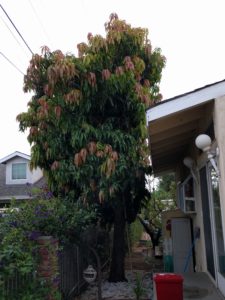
[12,162,27,180]
[6,162,29,185]
[178,174,196,213]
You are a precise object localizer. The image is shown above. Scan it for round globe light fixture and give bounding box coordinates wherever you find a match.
[195,134,212,152]
[183,156,195,169]
[183,156,198,183]
[195,134,220,177]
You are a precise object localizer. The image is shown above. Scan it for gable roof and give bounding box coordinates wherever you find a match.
[146,79,225,175]
[0,163,46,203]
[0,151,30,164]
[146,79,225,123]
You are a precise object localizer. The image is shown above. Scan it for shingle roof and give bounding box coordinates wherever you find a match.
[147,78,225,110]
[0,151,30,164]
[0,164,46,202]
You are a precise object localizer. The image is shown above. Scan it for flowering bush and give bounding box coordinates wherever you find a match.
[0,187,97,299]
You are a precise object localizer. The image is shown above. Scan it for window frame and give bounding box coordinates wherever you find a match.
[178,175,196,213]
[11,162,27,180]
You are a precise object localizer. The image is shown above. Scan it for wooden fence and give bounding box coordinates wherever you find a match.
[2,243,109,300]
[59,244,88,299]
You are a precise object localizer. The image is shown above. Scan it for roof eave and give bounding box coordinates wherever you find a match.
[0,151,30,164]
[146,79,225,123]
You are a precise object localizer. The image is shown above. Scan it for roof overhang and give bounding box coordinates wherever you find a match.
[146,79,225,175]
[0,195,32,203]
[0,151,30,164]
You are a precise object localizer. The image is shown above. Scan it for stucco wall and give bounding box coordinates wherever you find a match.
[214,96,225,232]
[193,97,225,273]
[192,175,206,272]
[175,155,208,272]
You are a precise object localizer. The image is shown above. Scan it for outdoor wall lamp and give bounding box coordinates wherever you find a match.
[183,156,198,183]
[195,134,220,177]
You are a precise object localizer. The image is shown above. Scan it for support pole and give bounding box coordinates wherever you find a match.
[88,246,102,300]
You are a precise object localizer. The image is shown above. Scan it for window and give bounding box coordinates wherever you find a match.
[209,165,225,276]
[178,175,196,213]
[12,163,27,179]
[184,176,195,212]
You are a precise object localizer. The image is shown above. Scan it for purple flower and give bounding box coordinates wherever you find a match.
[26,230,42,240]
[52,275,60,286]
[46,191,54,199]
[35,210,51,218]
[56,249,62,257]
[9,220,18,227]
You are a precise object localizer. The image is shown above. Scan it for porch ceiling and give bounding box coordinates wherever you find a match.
[148,104,209,175]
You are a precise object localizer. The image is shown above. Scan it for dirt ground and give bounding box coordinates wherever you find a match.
[125,242,164,273]
[75,242,164,300]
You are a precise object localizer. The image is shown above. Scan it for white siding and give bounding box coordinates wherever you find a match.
[5,157,43,185]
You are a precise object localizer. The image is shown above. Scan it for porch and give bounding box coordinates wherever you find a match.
[183,272,225,300]
[153,272,225,300]
[147,80,225,299]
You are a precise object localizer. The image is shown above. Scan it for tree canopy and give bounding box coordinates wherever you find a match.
[17,13,166,281]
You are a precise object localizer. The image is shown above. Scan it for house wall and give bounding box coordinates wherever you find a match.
[175,157,207,270]
[147,88,225,293]
[183,97,225,275]
[192,109,212,273]
[192,175,206,272]
[174,173,208,273]
[5,157,43,185]
[173,105,216,273]
[214,96,225,237]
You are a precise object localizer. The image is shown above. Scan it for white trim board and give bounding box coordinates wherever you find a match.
[0,195,32,200]
[0,151,30,164]
[146,80,225,123]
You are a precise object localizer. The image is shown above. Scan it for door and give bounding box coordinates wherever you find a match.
[171,218,193,273]
[208,164,225,296]
[200,166,215,279]
[200,164,225,297]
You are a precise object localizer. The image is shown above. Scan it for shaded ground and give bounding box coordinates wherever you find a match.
[76,242,164,300]
[125,242,164,273]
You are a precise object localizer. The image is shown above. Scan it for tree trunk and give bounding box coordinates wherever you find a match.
[108,202,127,282]
[137,216,161,251]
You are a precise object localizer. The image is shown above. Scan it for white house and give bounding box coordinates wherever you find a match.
[146,79,225,297]
[0,151,45,204]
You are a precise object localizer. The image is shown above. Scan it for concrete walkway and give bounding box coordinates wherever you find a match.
[183,272,225,300]
[153,272,225,300]
[121,242,225,300]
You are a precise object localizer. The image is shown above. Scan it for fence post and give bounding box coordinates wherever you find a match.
[37,236,59,300]
[76,246,80,295]
[88,246,102,300]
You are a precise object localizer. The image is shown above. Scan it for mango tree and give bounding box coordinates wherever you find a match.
[17,14,165,281]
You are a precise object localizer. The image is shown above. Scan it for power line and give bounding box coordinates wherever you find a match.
[0,52,25,75]
[28,0,50,43]
[0,15,30,58]
[0,4,33,55]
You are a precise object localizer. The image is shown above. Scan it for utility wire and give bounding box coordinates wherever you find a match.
[0,52,25,75]
[0,15,30,58]
[28,0,50,43]
[0,4,34,55]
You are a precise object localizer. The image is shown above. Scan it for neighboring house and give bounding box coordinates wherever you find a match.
[146,79,225,297]
[0,151,45,206]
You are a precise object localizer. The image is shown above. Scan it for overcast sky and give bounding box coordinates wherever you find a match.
[1,0,225,159]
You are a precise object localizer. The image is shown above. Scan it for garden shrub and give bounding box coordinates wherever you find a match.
[129,219,143,248]
[0,187,96,299]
